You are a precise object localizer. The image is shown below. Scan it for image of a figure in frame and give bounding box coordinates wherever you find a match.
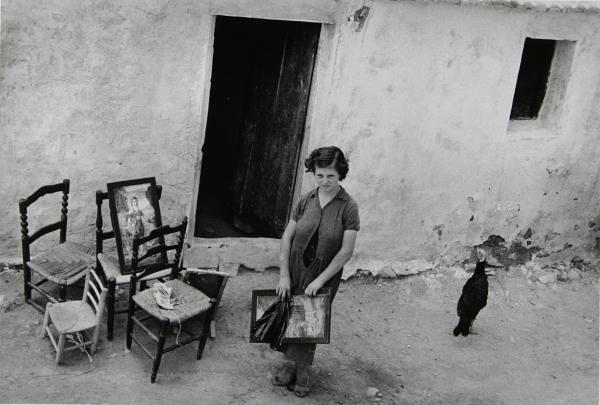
[125,196,145,249]
[113,184,159,263]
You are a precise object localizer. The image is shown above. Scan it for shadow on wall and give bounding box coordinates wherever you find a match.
[475,234,541,267]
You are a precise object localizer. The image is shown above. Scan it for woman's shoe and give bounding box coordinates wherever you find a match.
[273,372,295,387]
[293,361,311,397]
[271,360,296,386]
[293,383,311,397]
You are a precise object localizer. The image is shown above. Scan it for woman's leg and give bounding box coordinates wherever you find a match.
[294,360,312,396]
[285,344,316,396]
[285,343,316,365]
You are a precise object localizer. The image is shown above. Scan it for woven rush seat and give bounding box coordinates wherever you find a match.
[28,242,95,285]
[133,279,211,323]
[98,253,170,285]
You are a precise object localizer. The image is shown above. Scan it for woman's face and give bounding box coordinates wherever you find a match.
[314,165,340,191]
[131,197,138,209]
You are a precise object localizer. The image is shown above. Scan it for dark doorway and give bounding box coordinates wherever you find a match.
[194,16,321,238]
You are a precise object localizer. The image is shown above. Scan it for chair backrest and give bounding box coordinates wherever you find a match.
[19,179,70,263]
[82,268,108,325]
[95,185,162,270]
[184,267,231,302]
[129,217,188,286]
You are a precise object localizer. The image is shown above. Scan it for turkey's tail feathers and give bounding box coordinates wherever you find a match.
[453,317,471,336]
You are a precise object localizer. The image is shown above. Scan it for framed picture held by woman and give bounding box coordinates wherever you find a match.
[250,288,332,344]
[107,177,164,273]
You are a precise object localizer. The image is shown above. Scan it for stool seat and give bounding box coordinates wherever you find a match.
[48,300,97,333]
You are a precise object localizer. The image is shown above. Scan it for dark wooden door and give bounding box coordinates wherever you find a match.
[228,19,321,237]
[197,17,320,238]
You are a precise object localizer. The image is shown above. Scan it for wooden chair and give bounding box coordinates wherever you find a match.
[40,267,108,364]
[19,179,95,312]
[125,217,215,383]
[95,185,167,341]
[181,267,231,339]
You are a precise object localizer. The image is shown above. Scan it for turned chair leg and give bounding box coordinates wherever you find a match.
[56,333,66,365]
[126,299,135,350]
[23,265,32,302]
[58,282,67,302]
[107,278,116,341]
[197,313,212,360]
[151,321,169,383]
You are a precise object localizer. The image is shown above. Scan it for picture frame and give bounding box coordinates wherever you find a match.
[250,288,332,344]
[107,177,164,274]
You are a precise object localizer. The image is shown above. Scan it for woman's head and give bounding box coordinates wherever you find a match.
[130,196,139,208]
[304,146,349,181]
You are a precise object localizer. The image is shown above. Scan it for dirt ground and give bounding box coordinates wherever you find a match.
[0,262,597,405]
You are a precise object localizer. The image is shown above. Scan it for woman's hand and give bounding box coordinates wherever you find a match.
[276,276,291,299]
[304,278,324,296]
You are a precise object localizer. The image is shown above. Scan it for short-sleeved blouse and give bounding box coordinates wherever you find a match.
[289,186,360,298]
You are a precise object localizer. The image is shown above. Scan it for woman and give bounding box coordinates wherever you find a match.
[276,146,360,397]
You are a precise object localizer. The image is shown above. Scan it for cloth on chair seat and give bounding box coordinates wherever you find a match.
[98,253,172,285]
[48,301,97,333]
[133,279,211,323]
[28,242,95,285]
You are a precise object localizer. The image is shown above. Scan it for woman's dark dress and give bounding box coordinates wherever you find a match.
[284,186,360,364]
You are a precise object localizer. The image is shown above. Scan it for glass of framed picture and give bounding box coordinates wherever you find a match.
[250,288,332,344]
[106,177,164,273]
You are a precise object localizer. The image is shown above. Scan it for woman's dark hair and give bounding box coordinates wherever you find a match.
[304,146,349,181]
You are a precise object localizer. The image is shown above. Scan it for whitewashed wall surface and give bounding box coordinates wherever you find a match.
[1,0,599,277]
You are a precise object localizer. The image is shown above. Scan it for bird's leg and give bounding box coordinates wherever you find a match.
[469,319,479,335]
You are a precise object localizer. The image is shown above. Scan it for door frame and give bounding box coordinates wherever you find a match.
[188,13,337,240]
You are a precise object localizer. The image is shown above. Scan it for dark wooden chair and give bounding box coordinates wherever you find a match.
[125,217,214,383]
[19,179,95,312]
[181,267,231,339]
[95,185,166,341]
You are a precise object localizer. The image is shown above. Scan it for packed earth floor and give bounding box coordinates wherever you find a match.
[0,261,597,404]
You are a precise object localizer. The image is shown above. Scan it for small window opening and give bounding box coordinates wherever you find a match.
[510,38,556,120]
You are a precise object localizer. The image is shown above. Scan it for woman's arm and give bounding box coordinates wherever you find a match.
[304,230,358,296]
[276,220,296,299]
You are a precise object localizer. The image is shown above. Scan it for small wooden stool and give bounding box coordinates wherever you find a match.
[41,268,107,364]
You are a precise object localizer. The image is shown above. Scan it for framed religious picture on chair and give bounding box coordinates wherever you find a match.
[106,177,164,273]
[250,288,332,344]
